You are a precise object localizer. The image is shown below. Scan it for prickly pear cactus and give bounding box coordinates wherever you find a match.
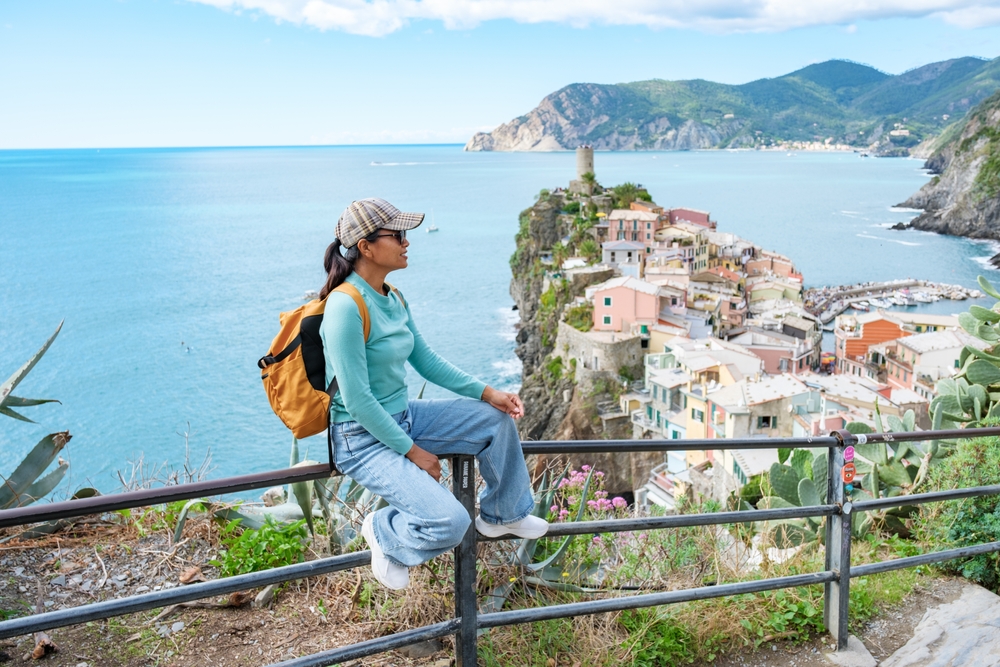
[933,276,1000,427]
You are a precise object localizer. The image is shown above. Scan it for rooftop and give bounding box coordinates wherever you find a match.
[590,275,669,297]
[897,329,983,354]
[711,373,809,409]
[732,448,781,477]
[602,240,646,251]
[648,367,692,390]
[607,209,659,222]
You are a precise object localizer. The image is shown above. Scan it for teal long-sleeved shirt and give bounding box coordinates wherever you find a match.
[320,272,487,455]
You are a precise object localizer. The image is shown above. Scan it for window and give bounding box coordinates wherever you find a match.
[603,296,612,306]
[691,408,704,423]
[646,406,652,419]
[757,415,776,429]
[640,324,649,334]
[671,431,680,440]
[732,460,747,485]
[955,359,961,368]
[779,358,789,371]
[602,316,611,325]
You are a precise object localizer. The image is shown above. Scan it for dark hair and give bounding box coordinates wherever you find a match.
[319,231,381,298]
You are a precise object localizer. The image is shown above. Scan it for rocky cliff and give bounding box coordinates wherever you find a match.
[898,91,1000,240]
[509,191,662,496]
[466,83,739,151]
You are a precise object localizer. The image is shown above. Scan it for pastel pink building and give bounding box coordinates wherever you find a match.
[666,208,714,229]
[591,276,678,334]
[606,210,660,251]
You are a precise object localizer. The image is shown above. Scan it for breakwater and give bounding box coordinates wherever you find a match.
[804,280,984,323]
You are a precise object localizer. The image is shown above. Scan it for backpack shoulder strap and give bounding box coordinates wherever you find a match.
[333,283,371,342]
[384,282,406,308]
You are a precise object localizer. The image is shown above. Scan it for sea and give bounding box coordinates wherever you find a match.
[1,145,997,494]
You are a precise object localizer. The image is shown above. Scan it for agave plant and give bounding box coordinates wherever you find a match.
[1,322,74,510]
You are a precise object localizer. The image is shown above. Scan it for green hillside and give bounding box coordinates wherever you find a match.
[477,56,1000,153]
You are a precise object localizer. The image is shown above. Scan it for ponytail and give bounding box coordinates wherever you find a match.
[320,239,355,298]
[319,230,380,298]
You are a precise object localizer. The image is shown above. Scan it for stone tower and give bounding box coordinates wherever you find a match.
[576,145,594,181]
[569,145,595,195]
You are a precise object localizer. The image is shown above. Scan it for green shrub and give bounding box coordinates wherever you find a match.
[565,302,593,332]
[619,608,697,665]
[562,201,580,214]
[544,356,564,382]
[210,516,309,577]
[740,474,765,508]
[916,434,1000,588]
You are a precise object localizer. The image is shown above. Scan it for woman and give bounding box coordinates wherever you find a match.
[320,197,547,590]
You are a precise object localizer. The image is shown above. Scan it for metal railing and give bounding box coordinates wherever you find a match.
[2,427,1000,666]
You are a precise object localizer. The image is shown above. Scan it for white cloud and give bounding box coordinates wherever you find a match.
[190,0,1000,36]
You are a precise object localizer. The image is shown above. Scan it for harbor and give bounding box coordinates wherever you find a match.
[804,279,984,323]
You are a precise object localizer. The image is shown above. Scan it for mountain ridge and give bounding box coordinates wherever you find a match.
[467,57,1000,154]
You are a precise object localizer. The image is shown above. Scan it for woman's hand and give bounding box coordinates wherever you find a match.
[482,386,524,419]
[405,443,441,481]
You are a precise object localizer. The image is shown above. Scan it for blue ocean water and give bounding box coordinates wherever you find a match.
[1,146,997,493]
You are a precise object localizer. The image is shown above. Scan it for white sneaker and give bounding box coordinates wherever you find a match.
[475,514,549,539]
[361,513,409,590]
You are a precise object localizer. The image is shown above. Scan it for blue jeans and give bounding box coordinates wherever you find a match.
[331,398,536,568]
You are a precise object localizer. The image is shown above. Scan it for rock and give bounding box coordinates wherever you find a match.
[14,567,24,577]
[899,92,1000,241]
[50,575,66,587]
[171,621,185,634]
[823,635,876,667]
[262,486,285,506]
[254,583,278,608]
[880,583,1000,666]
[397,639,444,659]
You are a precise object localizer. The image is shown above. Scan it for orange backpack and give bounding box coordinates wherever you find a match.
[258,283,371,440]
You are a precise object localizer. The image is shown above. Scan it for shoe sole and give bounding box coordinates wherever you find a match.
[362,515,409,590]
[475,517,548,540]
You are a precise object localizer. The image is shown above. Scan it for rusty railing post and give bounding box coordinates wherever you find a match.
[452,455,478,666]
[824,429,855,651]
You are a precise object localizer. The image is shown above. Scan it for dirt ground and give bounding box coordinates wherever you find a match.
[0,515,973,667]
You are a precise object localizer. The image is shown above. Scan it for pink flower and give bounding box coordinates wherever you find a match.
[558,509,569,520]
[595,490,608,499]
[587,500,598,509]
[595,471,605,478]
[567,496,577,505]
[550,505,559,513]
[612,497,627,509]
[592,536,602,544]
[581,465,592,472]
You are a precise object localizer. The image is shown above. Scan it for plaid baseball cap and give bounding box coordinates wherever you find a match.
[335,198,424,248]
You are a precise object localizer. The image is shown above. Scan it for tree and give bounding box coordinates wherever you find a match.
[612,182,640,208]
[579,239,600,264]
[551,241,569,270]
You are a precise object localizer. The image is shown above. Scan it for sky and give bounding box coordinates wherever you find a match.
[2,0,1000,148]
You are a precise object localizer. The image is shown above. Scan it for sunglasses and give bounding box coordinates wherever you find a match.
[374,230,406,243]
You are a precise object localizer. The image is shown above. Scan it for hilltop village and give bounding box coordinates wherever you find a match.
[512,147,980,509]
